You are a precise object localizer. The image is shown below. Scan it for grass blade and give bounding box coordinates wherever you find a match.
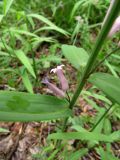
[14,50,36,78]
[28,13,70,36]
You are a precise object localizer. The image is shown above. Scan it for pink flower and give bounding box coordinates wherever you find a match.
[108,16,120,37]
[42,78,65,98]
[50,65,69,92]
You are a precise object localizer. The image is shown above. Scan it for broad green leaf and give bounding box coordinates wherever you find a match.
[21,69,33,94]
[14,50,36,78]
[62,45,89,70]
[0,91,71,121]
[48,131,117,142]
[0,127,9,133]
[28,14,70,36]
[88,73,120,104]
[3,0,14,15]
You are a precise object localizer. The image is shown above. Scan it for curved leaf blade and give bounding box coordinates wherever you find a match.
[62,45,89,70]
[0,91,71,121]
[3,0,14,15]
[48,131,117,142]
[88,73,120,104]
[28,14,70,36]
[0,15,4,23]
[10,28,38,38]
[21,69,33,94]
[15,50,36,78]
[69,0,86,21]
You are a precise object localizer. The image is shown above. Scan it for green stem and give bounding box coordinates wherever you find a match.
[56,0,120,148]
[88,47,120,76]
[69,0,120,109]
[91,104,113,132]
[59,0,120,136]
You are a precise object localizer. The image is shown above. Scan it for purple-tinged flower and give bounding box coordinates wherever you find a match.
[50,65,69,92]
[42,78,65,98]
[108,16,120,37]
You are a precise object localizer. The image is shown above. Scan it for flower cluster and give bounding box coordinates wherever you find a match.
[42,65,69,98]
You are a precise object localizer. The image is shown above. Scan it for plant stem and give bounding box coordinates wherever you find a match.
[59,0,120,137]
[88,47,120,76]
[90,104,113,132]
[56,0,120,148]
[69,0,120,109]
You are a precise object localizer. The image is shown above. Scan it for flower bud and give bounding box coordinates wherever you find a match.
[51,65,69,92]
[42,78,65,98]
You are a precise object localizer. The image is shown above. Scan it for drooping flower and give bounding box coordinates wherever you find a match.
[108,16,120,37]
[50,65,69,92]
[42,77,65,98]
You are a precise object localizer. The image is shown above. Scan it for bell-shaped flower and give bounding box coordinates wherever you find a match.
[50,65,69,92]
[42,78,65,98]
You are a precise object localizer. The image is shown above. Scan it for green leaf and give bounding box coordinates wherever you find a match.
[28,14,70,36]
[67,149,88,160]
[0,91,71,121]
[103,118,112,134]
[10,28,38,38]
[0,127,9,133]
[97,147,119,160]
[3,0,14,15]
[88,73,120,104]
[105,60,118,78]
[48,131,117,142]
[62,45,89,70]
[69,0,86,21]
[21,69,33,94]
[32,37,55,49]
[83,91,111,105]
[47,149,59,160]
[0,14,4,23]
[110,130,120,141]
[14,50,36,78]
